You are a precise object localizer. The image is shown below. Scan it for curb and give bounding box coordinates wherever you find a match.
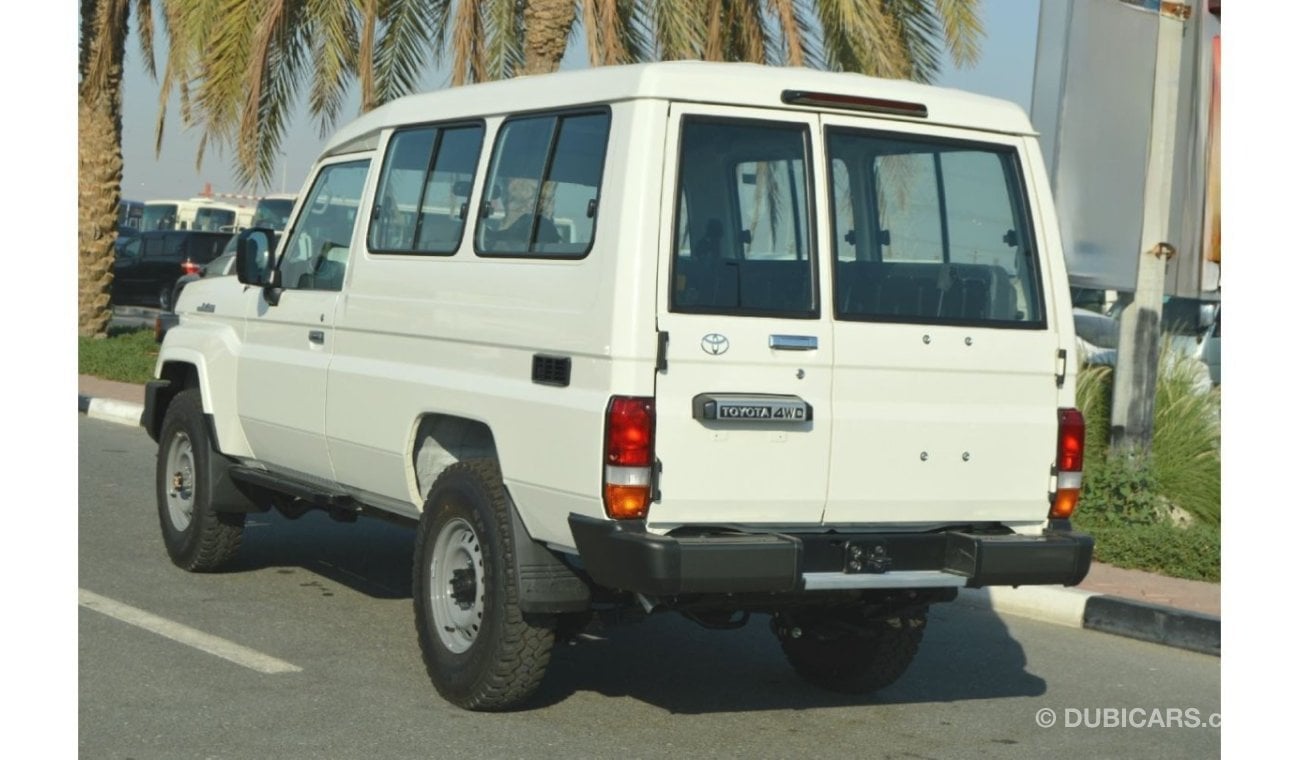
[958,585,1220,656]
[75,392,1221,656]
[79,395,144,428]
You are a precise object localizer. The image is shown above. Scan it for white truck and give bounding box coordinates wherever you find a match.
[145,61,1093,711]
[1032,0,1221,379]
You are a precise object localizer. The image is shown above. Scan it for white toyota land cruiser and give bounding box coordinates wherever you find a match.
[145,62,1092,711]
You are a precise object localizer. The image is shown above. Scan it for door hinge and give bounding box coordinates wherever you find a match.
[656,331,669,373]
[1055,348,1068,388]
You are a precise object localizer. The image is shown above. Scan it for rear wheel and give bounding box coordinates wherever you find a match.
[158,283,172,311]
[156,389,244,571]
[774,606,926,694]
[413,459,555,711]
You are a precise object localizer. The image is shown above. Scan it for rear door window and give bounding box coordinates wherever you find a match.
[827,129,1044,327]
[671,118,816,317]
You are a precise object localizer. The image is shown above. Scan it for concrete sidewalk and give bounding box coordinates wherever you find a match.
[79,374,1220,654]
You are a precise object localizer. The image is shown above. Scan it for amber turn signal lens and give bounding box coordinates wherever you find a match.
[1050,489,1080,519]
[604,484,649,520]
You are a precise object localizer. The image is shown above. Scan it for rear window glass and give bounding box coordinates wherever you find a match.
[827,129,1044,327]
[671,118,816,318]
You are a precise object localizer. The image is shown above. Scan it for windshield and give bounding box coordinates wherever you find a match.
[193,207,236,231]
[826,128,1044,327]
[252,198,295,231]
[142,204,178,231]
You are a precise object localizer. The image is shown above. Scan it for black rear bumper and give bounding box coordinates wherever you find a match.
[568,515,1093,597]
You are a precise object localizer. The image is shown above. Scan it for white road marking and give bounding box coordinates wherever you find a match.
[79,589,302,674]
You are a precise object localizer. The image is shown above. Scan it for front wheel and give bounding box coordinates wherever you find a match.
[775,607,927,694]
[156,389,244,571]
[413,459,555,711]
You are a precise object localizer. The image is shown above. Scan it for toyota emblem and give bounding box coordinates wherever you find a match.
[700,333,730,356]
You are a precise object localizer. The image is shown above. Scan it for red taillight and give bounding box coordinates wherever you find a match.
[606,397,655,467]
[1051,408,1086,519]
[604,396,655,519]
[1057,409,1085,472]
[180,259,201,275]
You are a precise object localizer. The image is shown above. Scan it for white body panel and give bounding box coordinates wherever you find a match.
[154,62,1077,551]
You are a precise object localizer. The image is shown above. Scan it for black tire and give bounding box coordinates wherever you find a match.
[776,607,926,694]
[156,389,245,571]
[159,283,172,311]
[413,459,555,711]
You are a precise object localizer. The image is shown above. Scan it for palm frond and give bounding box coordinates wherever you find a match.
[884,0,942,82]
[646,0,704,61]
[483,0,525,81]
[766,0,805,66]
[815,0,909,78]
[133,0,156,78]
[932,0,983,69]
[375,0,435,102]
[581,0,638,66]
[303,0,358,135]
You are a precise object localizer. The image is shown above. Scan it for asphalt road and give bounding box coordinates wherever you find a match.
[79,417,1221,759]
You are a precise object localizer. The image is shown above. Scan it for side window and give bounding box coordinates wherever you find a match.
[161,234,184,258]
[369,123,484,254]
[671,118,815,317]
[119,237,142,259]
[278,160,371,292]
[476,111,611,257]
[142,235,165,258]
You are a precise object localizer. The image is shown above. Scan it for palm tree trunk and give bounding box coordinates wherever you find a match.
[78,0,128,339]
[523,0,578,75]
[359,0,378,112]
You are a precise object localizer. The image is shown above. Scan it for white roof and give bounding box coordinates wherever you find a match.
[323,61,1034,155]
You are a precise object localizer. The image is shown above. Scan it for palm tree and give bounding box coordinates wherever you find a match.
[167,1,982,191]
[469,1,983,81]
[79,0,155,338]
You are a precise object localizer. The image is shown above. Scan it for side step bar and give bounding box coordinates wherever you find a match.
[227,465,361,515]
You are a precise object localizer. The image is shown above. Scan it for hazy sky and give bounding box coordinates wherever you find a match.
[119,2,1041,203]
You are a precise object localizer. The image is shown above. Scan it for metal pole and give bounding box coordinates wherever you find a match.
[1109,1,1189,453]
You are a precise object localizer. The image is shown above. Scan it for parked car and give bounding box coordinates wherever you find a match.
[155,235,273,342]
[113,230,232,310]
[1072,299,1220,387]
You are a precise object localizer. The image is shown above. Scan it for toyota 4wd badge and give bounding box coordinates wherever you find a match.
[701,333,729,355]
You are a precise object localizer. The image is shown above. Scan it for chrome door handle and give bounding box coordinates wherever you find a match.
[769,334,818,351]
[308,330,325,345]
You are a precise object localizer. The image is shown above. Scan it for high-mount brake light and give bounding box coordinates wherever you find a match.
[1051,408,1086,519]
[781,90,929,118]
[603,396,655,520]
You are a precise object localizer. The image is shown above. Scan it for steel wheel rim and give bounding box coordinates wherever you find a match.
[164,431,196,531]
[430,517,485,654]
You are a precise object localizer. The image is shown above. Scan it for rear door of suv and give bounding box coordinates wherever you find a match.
[819,116,1063,527]
[652,104,833,527]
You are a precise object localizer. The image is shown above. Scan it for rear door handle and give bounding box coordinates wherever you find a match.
[308,330,325,345]
[769,334,818,351]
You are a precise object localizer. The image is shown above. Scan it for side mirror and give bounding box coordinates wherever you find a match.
[1198,303,1218,332]
[235,228,277,286]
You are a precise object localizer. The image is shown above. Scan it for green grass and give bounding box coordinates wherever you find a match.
[78,327,158,385]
